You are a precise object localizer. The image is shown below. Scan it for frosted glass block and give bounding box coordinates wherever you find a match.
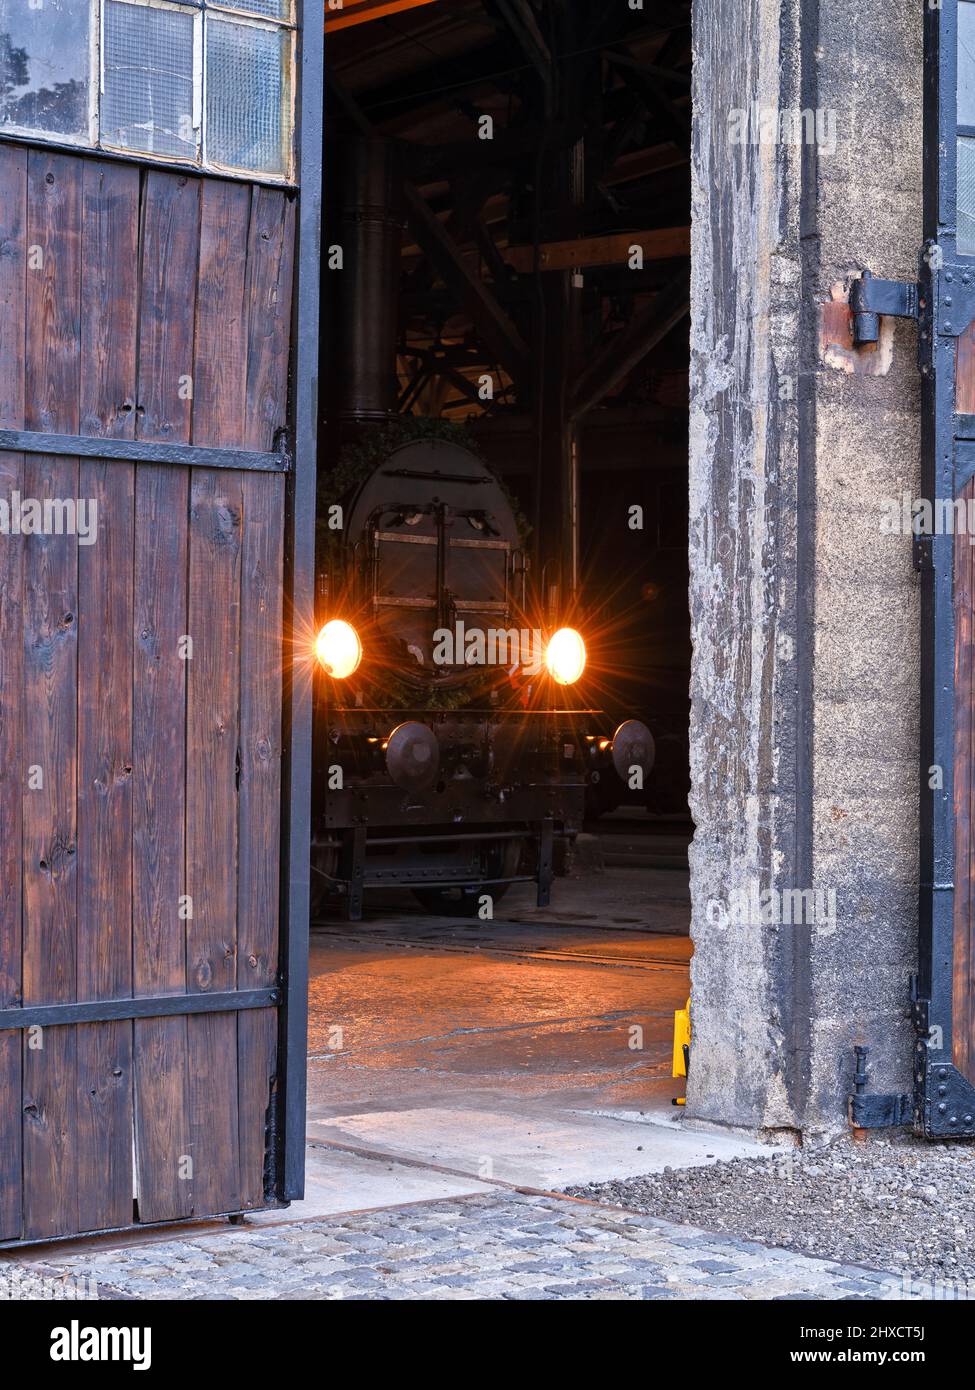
[101,1,197,160]
[206,16,290,175]
[213,1,290,18]
[959,138,975,256]
[0,0,90,139]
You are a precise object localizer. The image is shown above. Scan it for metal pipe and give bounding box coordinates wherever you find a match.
[323,136,405,429]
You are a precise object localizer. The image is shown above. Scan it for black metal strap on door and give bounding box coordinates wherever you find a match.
[0,428,290,473]
[0,989,280,1030]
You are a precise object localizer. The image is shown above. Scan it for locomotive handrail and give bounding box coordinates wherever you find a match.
[381,467,494,483]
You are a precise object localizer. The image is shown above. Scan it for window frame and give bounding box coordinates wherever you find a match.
[0,0,297,184]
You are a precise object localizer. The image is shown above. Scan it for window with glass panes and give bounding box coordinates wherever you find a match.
[0,0,294,180]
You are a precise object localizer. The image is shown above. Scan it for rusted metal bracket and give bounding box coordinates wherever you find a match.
[849,270,920,346]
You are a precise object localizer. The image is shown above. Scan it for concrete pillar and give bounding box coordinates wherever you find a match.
[688,0,922,1137]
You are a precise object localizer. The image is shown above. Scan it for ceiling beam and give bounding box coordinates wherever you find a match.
[325,0,442,31]
[347,39,523,124]
[570,274,689,420]
[405,118,582,181]
[324,69,372,135]
[505,226,690,274]
[605,48,690,147]
[403,182,532,387]
[491,0,552,96]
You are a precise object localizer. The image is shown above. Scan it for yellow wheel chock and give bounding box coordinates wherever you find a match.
[672,997,690,1106]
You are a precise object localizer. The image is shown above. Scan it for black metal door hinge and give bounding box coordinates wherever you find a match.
[850,269,920,346]
[910,975,929,1035]
[848,1046,911,1128]
[917,1059,975,1137]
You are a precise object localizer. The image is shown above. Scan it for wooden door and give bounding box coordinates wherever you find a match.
[0,138,314,1240]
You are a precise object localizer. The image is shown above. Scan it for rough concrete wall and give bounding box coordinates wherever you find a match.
[687,0,805,1134]
[689,0,923,1138]
[806,0,923,1132]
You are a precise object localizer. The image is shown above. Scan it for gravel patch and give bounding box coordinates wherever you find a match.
[564,1130,975,1287]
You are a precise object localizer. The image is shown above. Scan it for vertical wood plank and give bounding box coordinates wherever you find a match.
[957,324,975,416]
[0,146,27,428]
[194,182,250,437]
[75,160,139,1233]
[244,189,296,451]
[0,144,27,1241]
[236,478,284,1209]
[132,170,199,1223]
[237,188,294,1207]
[183,179,249,1214]
[186,467,244,1214]
[22,150,81,1240]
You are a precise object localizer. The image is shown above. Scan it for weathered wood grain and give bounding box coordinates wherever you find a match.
[22,150,81,1240]
[0,143,27,1241]
[194,181,250,441]
[75,160,138,1233]
[184,179,250,1215]
[237,473,284,1208]
[236,188,293,1207]
[186,467,244,1214]
[244,189,296,451]
[132,171,199,1224]
[1,151,296,1241]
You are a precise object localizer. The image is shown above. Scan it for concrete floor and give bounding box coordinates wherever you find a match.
[285,827,772,1219]
[1,820,775,1284]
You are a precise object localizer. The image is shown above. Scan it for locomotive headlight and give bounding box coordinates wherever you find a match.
[315,620,362,679]
[545,627,586,685]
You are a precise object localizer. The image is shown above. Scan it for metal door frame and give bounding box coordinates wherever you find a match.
[917,0,975,1137]
[276,0,322,1202]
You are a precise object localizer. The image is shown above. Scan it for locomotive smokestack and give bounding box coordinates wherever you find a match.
[323,136,404,431]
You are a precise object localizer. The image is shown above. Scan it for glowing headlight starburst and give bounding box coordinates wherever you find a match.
[315,620,362,679]
[545,627,586,685]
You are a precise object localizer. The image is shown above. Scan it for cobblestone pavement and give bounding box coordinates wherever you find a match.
[5,1192,921,1301]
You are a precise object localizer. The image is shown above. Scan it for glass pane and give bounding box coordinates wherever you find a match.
[101,0,196,160]
[959,137,975,256]
[0,0,90,139]
[205,17,290,175]
[961,1,975,127]
[210,1,290,18]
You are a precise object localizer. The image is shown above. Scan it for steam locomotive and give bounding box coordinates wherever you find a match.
[310,139,654,920]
